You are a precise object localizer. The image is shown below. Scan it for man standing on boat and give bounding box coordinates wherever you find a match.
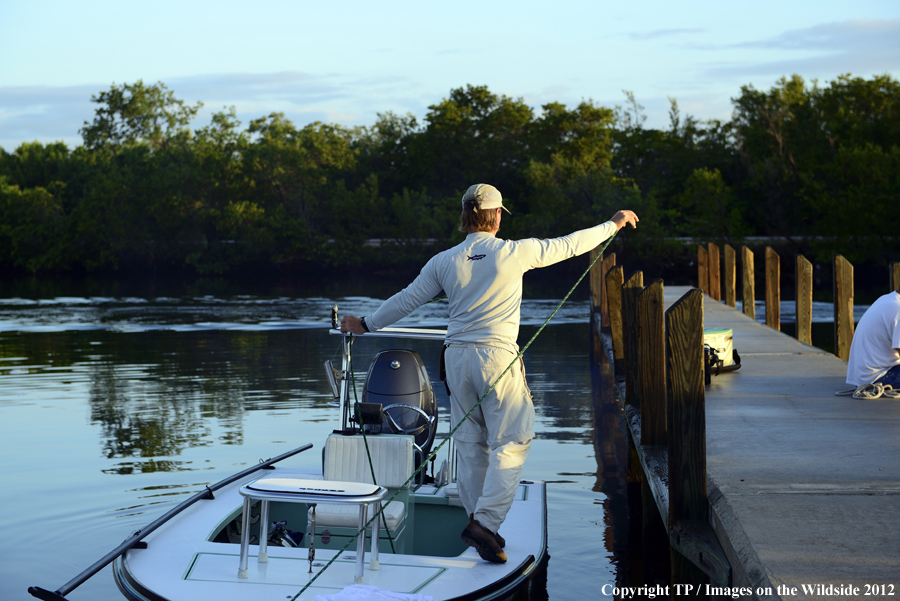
[341,183,638,563]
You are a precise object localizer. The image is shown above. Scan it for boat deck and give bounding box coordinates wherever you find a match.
[117,468,546,601]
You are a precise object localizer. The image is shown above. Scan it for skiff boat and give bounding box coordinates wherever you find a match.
[29,322,548,601]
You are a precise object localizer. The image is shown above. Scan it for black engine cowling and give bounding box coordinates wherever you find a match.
[361,349,437,458]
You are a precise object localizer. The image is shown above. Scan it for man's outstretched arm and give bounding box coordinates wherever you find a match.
[519,209,640,271]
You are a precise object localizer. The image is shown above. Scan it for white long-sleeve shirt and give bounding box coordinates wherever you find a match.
[367,222,617,352]
[846,291,900,386]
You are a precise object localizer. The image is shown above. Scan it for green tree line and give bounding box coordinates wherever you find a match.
[1,74,897,276]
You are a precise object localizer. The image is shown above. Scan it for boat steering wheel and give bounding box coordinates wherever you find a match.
[382,403,437,486]
[382,403,436,439]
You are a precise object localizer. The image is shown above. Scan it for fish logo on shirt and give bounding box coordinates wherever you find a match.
[467,254,486,261]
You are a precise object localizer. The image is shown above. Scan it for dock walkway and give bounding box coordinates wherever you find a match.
[658,286,899,598]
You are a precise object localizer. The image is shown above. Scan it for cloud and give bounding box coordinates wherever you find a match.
[0,84,98,149]
[706,19,900,79]
[170,71,350,105]
[734,19,899,52]
[0,71,433,150]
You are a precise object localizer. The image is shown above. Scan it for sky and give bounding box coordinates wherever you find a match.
[1,0,898,151]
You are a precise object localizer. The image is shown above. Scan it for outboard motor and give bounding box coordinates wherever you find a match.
[361,349,437,461]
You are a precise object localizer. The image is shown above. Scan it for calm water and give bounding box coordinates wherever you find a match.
[736,299,870,355]
[0,289,628,601]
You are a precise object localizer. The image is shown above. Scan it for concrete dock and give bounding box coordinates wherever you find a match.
[661,286,900,599]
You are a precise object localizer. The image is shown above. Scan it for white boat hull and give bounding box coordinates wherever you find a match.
[113,466,547,601]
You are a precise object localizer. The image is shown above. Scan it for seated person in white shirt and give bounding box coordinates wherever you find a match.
[846,284,900,391]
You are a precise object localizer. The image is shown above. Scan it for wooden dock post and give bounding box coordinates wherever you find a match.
[637,280,670,574]
[724,244,736,308]
[665,289,729,587]
[600,254,616,327]
[638,280,666,445]
[892,262,900,291]
[708,243,721,302]
[796,255,813,346]
[834,255,855,361]
[622,272,645,410]
[742,246,755,321]
[698,246,708,295]
[605,266,625,375]
[589,248,603,313]
[765,247,780,331]
[589,249,616,328]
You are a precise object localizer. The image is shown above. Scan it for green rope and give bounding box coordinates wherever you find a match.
[291,233,617,599]
[347,336,397,554]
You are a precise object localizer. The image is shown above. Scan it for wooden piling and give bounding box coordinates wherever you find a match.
[892,262,900,291]
[765,247,780,331]
[590,252,616,361]
[589,248,616,324]
[724,244,736,308]
[605,266,625,375]
[600,254,616,327]
[698,246,708,295]
[796,255,813,346]
[637,280,672,581]
[622,272,644,410]
[589,248,603,313]
[589,248,603,362]
[708,243,721,302]
[638,281,666,446]
[834,255,855,361]
[665,289,727,587]
[666,290,705,527]
[741,246,755,321]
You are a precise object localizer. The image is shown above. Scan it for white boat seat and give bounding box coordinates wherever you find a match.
[309,499,404,531]
[322,434,414,489]
[311,434,415,532]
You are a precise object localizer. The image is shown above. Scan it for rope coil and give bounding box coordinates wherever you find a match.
[836,383,900,399]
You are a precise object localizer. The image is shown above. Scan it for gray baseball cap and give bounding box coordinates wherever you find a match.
[461,183,511,214]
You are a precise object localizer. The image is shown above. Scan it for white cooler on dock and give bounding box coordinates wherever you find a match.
[704,328,734,366]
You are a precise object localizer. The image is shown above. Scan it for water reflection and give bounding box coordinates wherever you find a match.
[76,329,348,470]
[590,342,634,589]
[2,299,599,473]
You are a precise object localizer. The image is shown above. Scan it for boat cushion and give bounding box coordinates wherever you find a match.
[248,477,380,497]
[323,434,414,490]
[308,500,405,531]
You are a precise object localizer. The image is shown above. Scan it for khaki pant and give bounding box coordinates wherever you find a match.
[444,343,534,533]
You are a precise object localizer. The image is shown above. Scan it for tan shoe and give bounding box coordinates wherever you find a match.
[461,518,507,563]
